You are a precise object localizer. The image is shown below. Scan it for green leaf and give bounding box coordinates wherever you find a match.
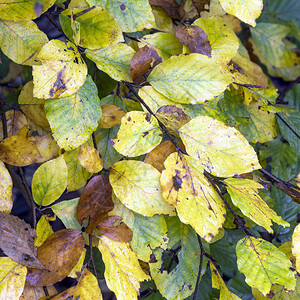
[111,111,162,157]
[59,6,123,49]
[87,0,155,32]
[218,0,263,26]
[32,156,67,206]
[33,40,87,99]
[110,160,175,217]
[51,198,82,231]
[224,178,289,232]
[236,236,296,295]
[110,196,169,262]
[193,16,239,63]
[160,153,225,243]
[86,43,135,82]
[0,19,48,66]
[0,0,56,21]
[250,23,300,81]
[179,116,261,177]
[45,75,101,151]
[149,224,205,300]
[63,145,93,192]
[139,32,183,61]
[148,53,233,104]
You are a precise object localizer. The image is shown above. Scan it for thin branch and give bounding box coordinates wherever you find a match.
[73,6,96,20]
[0,94,8,139]
[43,286,49,297]
[193,236,204,300]
[276,112,300,140]
[123,82,187,154]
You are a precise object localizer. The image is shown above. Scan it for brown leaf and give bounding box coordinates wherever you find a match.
[156,105,191,133]
[144,140,186,172]
[20,283,57,299]
[77,174,114,234]
[130,45,162,84]
[175,25,212,56]
[0,135,43,166]
[26,229,85,286]
[96,215,133,242]
[274,182,300,204]
[149,0,180,19]
[98,104,126,128]
[0,211,44,269]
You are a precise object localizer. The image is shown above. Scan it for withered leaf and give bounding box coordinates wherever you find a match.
[130,45,162,84]
[175,25,212,57]
[98,104,126,128]
[0,211,44,269]
[96,215,133,243]
[0,135,43,166]
[26,229,85,287]
[149,0,180,19]
[77,174,114,234]
[274,182,300,204]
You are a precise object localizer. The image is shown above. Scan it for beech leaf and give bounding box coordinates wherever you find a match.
[78,145,104,173]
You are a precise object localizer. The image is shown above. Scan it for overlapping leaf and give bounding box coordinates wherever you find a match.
[110,160,175,216]
[292,224,300,272]
[34,215,53,248]
[148,53,233,104]
[179,116,261,177]
[78,145,104,173]
[0,161,12,213]
[236,236,296,295]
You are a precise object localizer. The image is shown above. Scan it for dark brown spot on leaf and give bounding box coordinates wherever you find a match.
[173,174,182,191]
[120,3,126,10]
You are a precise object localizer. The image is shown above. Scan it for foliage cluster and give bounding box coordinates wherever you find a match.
[0,0,300,299]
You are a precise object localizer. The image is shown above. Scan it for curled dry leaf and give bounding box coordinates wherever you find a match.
[0,211,44,269]
[96,215,133,243]
[78,145,104,173]
[0,135,42,166]
[77,174,114,234]
[26,229,85,287]
[98,104,126,128]
[130,45,162,84]
[175,25,212,57]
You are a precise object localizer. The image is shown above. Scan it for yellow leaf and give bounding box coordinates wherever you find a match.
[33,40,87,99]
[179,116,261,177]
[78,145,104,173]
[98,104,126,128]
[18,81,50,129]
[292,224,300,273]
[34,215,54,247]
[97,236,150,300]
[32,156,68,206]
[0,257,27,299]
[218,0,263,26]
[193,16,239,63]
[68,249,86,279]
[86,43,135,82]
[148,53,233,104]
[160,153,225,243]
[152,6,173,33]
[225,178,289,232]
[0,161,13,213]
[210,262,242,299]
[112,111,162,157]
[110,160,175,217]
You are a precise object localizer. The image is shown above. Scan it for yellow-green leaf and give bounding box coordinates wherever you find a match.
[225,178,289,232]
[160,152,225,242]
[148,53,233,104]
[87,0,155,32]
[111,111,162,157]
[34,215,54,247]
[110,160,175,217]
[179,116,261,177]
[193,16,239,63]
[86,43,135,82]
[236,236,296,295]
[32,156,67,206]
[45,75,101,151]
[0,257,27,299]
[0,19,48,66]
[139,32,183,61]
[218,0,263,26]
[0,161,13,213]
[97,236,150,300]
[292,223,300,272]
[0,0,56,21]
[60,6,123,49]
[210,262,242,299]
[33,40,87,99]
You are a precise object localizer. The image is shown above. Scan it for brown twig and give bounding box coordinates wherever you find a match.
[0,94,8,139]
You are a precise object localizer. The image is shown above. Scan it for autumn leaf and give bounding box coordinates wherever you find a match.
[78,145,104,173]
[0,161,13,213]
